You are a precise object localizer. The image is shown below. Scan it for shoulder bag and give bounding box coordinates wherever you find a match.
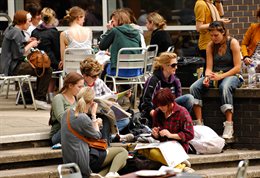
[66,110,108,150]
[26,49,51,77]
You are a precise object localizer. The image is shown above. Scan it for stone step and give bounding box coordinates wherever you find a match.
[1,162,260,178]
[195,165,260,178]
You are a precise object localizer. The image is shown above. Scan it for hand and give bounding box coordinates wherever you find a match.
[125,89,132,98]
[210,72,223,81]
[106,20,113,30]
[150,109,155,117]
[58,61,63,70]
[219,18,231,24]
[244,57,252,66]
[159,129,171,138]
[30,39,40,48]
[203,76,210,88]
[152,127,160,138]
[96,118,103,129]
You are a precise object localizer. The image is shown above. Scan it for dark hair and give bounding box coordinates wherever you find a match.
[13,10,29,25]
[152,88,175,107]
[60,72,84,93]
[25,2,41,17]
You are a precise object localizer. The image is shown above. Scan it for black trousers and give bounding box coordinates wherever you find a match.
[13,61,52,101]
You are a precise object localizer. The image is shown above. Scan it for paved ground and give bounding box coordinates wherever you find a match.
[0,91,50,137]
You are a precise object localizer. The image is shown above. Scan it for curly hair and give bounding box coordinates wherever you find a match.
[80,57,102,76]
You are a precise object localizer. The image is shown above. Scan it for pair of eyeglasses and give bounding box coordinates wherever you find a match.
[169,63,178,68]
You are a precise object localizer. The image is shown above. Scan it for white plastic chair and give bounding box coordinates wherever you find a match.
[0,74,37,110]
[236,159,249,178]
[104,47,147,107]
[58,48,95,90]
[57,163,82,178]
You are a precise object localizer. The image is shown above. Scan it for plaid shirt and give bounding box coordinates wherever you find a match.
[152,102,194,153]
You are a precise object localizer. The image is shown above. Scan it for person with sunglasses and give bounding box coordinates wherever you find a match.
[80,57,134,143]
[139,52,194,127]
[190,21,242,139]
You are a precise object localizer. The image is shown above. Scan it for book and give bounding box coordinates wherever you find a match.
[134,141,189,167]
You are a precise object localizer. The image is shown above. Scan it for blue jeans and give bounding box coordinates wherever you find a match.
[175,94,194,113]
[117,117,130,132]
[51,129,61,145]
[190,76,241,114]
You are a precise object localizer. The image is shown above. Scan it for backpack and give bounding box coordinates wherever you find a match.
[189,125,225,154]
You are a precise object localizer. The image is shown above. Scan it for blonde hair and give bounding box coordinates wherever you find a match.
[64,6,85,25]
[153,52,177,70]
[146,12,167,30]
[41,7,57,25]
[80,57,102,76]
[75,87,95,117]
[110,9,131,26]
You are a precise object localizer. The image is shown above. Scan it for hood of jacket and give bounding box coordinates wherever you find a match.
[153,68,177,84]
[115,24,140,40]
[35,23,57,31]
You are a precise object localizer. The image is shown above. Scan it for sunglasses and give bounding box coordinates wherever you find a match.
[169,63,178,68]
[90,73,100,78]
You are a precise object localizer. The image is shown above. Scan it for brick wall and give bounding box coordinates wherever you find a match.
[223,1,260,42]
[183,88,260,150]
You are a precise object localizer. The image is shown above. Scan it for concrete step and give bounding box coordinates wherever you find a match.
[0,165,60,178]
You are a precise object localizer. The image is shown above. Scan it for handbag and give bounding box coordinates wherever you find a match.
[27,49,51,77]
[66,110,108,150]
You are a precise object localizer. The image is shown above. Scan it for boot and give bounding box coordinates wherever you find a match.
[222,121,234,139]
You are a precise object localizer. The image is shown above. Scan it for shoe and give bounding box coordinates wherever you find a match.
[119,133,134,142]
[35,100,51,110]
[90,173,104,178]
[137,136,160,143]
[183,167,195,173]
[105,172,120,178]
[222,121,234,139]
[182,160,191,168]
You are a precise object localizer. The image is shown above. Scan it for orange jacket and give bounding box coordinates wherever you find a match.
[241,23,260,58]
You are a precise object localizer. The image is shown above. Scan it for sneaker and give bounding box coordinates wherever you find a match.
[90,173,104,178]
[222,121,234,139]
[105,172,120,178]
[182,160,191,168]
[35,100,51,110]
[183,167,195,173]
[119,133,134,142]
[137,136,160,143]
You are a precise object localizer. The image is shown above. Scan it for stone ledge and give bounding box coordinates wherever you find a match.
[182,87,260,98]
[0,132,50,144]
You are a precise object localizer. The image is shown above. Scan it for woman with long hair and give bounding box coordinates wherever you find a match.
[61,86,128,178]
[49,72,84,145]
[190,21,242,139]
